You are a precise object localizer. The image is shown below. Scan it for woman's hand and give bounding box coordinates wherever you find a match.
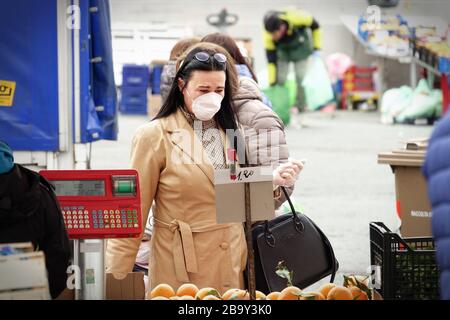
[272,158,305,187]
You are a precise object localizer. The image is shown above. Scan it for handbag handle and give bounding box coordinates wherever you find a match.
[281,186,338,284]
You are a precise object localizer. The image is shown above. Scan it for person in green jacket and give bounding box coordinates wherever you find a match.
[264,8,322,112]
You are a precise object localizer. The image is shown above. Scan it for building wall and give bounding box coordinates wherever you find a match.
[110,0,449,87]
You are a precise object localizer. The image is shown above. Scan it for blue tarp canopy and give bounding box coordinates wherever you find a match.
[80,0,118,143]
[0,0,59,151]
[0,0,118,150]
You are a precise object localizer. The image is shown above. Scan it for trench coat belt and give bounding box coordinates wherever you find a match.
[153,217,231,283]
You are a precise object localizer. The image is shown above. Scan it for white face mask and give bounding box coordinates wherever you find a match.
[187,90,223,121]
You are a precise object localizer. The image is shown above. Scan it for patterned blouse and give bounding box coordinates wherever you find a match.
[180,107,227,170]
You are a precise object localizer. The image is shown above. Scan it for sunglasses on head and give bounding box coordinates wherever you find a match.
[180,51,227,70]
[193,51,227,64]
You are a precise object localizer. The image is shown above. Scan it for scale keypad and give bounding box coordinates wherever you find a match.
[62,206,139,230]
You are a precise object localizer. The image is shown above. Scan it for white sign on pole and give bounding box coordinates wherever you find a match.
[214,167,275,224]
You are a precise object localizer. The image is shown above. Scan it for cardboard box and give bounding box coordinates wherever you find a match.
[106,272,145,300]
[378,139,432,237]
[148,93,162,120]
[0,243,51,300]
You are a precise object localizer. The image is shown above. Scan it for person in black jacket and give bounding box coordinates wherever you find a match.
[0,141,71,299]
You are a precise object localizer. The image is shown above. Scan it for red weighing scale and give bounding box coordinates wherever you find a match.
[39,169,142,239]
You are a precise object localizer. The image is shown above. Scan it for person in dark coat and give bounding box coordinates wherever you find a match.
[0,141,71,299]
[202,32,273,109]
[423,111,450,300]
[160,37,200,104]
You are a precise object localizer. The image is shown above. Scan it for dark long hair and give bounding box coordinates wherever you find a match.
[201,33,258,82]
[154,42,239,132]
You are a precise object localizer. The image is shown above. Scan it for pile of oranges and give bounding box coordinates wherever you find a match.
[149,275,374,300]
[149,284,257,300]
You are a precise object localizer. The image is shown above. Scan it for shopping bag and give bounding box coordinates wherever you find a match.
[381,86,413,116]
[380,86,413,124]
[302,56,334,110]
[262,84,291,125]
[285,79,297,107]
[251,187,339,293]
[395,79,442,123]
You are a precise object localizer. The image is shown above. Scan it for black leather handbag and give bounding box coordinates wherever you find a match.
[251,187,339,293]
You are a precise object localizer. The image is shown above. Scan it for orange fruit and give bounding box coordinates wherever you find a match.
[203,295,221,300]
[233,290,250,300]
[176,283,199,298]
[222,289,240,300]
[299,291,325,300]
[266,291,281,300]
[318,283,337,298]
[223,289,249,300]
[195,287,221,300]
[150,283,175,299]
[327,286,353,300]
[349,287,369,300]
[256,290,267,300]
[278,286,303,300]
[179,295,196,300]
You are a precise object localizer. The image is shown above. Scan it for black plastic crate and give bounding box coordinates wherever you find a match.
[370,222,439,300]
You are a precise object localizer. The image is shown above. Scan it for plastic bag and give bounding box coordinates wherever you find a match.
[395,79,442,123]
[302,56,334,110]
[325,52,353,83]
[262,84,291,124]
[380,85,413,123]
[285,79,297,107]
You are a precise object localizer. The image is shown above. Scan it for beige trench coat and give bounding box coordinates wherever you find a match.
[105,108,247,296]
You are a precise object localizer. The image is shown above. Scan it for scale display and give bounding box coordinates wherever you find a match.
[53,180,105,196]
[39,169,142,239]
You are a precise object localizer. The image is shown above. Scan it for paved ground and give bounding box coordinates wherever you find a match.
[285,110,433,290]
[91,110,434,290]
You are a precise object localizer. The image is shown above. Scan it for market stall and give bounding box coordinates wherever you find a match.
[0,0,118,169]
[341,14,449,116]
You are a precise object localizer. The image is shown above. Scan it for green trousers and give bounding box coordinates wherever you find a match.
[276,58,309,112]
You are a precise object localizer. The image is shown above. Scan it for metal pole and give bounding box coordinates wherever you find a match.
[73,240,82,300]
[79,239,106,300]
[410,58,417,88]
[56,0,75,170]
[244,182,256,300]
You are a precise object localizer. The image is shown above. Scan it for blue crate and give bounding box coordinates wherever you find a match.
[121,85,148,97]
[119,106,147,115]
[122,64,150,88]
[119,99,147,114]
[119,86,147,115]
[120,94,147,106]
[151,64,164,94]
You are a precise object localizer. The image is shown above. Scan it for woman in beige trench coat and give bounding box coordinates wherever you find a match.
[105,43,301,296]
